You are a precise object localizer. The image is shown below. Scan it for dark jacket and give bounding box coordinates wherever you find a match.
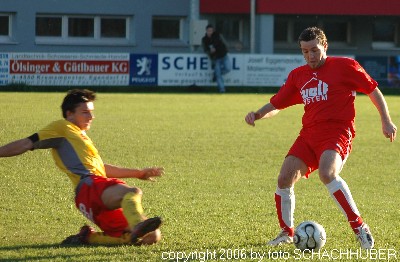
[202,32,228,60]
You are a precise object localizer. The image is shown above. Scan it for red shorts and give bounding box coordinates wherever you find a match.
[287,122,354,177]
[75,175,129,237]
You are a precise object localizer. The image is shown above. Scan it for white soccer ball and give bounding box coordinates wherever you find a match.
[293,221,327,251]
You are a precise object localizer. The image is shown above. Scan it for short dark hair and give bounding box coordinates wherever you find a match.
[298,27,328,47]
[206,24,214,30]
[61,89,96,118]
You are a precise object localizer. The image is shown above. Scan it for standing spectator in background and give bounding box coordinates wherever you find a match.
[202,24,231,93]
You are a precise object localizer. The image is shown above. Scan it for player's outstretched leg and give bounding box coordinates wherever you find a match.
[61,225,136,245]
[268,187,295,246]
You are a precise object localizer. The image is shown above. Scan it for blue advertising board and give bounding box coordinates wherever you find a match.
[129,54,158,86]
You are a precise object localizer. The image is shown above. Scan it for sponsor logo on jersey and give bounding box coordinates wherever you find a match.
[300,75,328,105]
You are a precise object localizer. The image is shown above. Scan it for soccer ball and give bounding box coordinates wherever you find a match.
[293,221,326,251]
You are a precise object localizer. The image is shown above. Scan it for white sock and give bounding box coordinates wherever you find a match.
[275,187,295,234]
[326,176,363,228]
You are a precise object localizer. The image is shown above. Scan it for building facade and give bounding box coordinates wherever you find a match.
[1,0,400,56]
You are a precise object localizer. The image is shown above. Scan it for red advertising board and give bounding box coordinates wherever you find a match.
[0,53,131,86]
[10,60,129,74]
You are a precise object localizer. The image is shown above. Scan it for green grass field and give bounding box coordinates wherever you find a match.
[0,92,399,261]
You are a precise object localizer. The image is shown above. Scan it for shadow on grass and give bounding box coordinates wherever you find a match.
[0,243,114,261]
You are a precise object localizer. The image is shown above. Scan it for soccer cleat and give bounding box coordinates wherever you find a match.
[61,225,94,245]
[131,216,162,245]
[267,230,293,246]
[355,223,374,249]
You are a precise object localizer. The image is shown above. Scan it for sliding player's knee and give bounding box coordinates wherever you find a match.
[128,187,143,196]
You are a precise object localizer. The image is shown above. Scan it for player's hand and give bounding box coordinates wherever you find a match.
[245,112,257,126]
[382,121,397,142]
[138,167,164,181]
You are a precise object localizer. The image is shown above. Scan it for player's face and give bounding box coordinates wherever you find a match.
[300,39,327,69]
[66,102,95,130]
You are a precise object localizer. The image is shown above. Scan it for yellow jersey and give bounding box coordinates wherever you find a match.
[32,119,106,188]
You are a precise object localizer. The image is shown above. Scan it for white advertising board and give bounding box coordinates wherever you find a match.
[157,53,243,87]
[157,53,304,87]
[243,54,305,86]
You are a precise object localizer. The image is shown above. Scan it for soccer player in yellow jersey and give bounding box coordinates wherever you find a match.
[0,89,164,245]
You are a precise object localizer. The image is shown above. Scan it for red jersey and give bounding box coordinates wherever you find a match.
[270,57,377,130]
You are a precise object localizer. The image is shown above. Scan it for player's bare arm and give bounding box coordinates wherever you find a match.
[367,88,397,142]
[0,138,33,157]
[245,102,280,126]
[104,164,164,181]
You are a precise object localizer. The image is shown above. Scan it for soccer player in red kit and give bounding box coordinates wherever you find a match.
[245,27,397,249]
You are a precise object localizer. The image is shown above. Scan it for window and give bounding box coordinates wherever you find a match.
[323,22,348,43]
[274,15,320,45]
[216,18,241,42]
[101,18,126,38]
[371,19,400,49]
[274,15,352,48]
[274,20,288,42]
[35,14,130,45]
[208,15,249,50]
[0,15,9,36]
[0,14,13,43]
[152,17,182,39]
[371,18,400,49]
[68,17,94,37]
[36,17,62,37]
[293,19,317,41]
[373,20,395,42]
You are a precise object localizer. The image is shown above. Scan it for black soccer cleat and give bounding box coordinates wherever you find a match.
[61,224,94,245]
[131,216,162,245]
